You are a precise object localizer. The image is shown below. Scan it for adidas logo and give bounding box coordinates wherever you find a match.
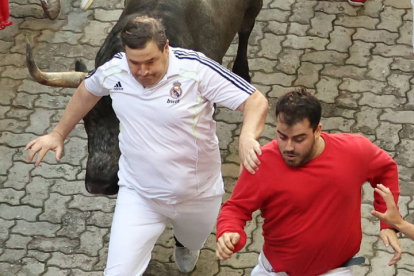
[114,81,123,91]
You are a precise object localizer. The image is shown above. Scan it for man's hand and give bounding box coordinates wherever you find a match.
[25,131,64,166]
[239,134,261,175]
[379,228,402,266]
[216,232,240,261]
[236,90,267,174]
[371,184,403,229]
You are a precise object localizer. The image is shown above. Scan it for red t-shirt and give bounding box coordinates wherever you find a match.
[217,133,399,276]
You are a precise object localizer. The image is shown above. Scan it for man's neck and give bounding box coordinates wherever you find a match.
[313,136,326,159]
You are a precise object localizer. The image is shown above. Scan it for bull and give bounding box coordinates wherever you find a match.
[26,0,263,195]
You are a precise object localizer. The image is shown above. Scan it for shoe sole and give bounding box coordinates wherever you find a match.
[173,247,199,273]
[81,0,94,11]
[348,0,366,6]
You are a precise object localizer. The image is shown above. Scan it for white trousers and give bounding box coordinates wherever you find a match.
[104,186,222,276]
[251,252,353,276]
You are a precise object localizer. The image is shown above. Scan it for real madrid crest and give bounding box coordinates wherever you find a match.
[170,81,182,99]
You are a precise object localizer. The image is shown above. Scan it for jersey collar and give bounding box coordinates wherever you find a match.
[165,46,180,78]
[119,53,129,73]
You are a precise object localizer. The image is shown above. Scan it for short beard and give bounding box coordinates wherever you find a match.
[283,136,316,167]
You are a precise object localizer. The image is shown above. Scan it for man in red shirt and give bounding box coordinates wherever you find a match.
[216,89,401,276]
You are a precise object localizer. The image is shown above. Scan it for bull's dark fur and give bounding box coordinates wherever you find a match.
[83,0,263,195]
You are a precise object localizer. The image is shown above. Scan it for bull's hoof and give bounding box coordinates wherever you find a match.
[39,0,61,20]
[81,0,95,11]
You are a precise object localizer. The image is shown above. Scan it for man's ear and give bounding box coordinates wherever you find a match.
[314,123,322,138]
[164,39,170,51]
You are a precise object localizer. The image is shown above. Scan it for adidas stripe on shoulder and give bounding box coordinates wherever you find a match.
[113,52,123,60]
[173,49,255,95]
[85,69,96,79]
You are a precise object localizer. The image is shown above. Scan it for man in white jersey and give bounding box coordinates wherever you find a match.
[25,16,268,275]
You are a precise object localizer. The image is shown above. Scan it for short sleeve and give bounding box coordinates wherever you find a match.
[84,66,110,97]
[196,53,256,110]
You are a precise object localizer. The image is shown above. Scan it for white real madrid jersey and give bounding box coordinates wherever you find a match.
[84,46,255,203]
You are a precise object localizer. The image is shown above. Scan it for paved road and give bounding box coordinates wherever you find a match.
[1,0,414,275]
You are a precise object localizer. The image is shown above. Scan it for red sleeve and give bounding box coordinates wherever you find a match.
[216,168,265,253]
[362,137,400,230]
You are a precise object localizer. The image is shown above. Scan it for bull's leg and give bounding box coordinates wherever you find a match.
[39,0,61,20]
[232,1,262,83]
[232,24,254,83]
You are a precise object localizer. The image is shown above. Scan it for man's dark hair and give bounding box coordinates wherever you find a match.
[275,88,322,131]
[120,16,167,51]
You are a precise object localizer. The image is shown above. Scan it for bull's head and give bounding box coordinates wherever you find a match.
[26,42,121,195]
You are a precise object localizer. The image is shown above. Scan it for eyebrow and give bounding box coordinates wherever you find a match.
[277,130,307,138]
[130,57,157,64]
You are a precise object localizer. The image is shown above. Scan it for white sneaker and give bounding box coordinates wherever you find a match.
[173,246,200,273]
[81,0,94,11]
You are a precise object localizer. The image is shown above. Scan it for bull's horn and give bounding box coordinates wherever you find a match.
[26,41,88,88]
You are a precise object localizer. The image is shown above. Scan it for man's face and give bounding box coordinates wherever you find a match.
[125,40,169,88]
[276,115,321,167]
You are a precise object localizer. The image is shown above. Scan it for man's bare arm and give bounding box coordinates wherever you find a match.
[236,90,268,174]
[26,81,101,165]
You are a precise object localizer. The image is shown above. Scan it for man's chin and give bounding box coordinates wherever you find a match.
[136,77,155,85]
[283,158,301,167]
